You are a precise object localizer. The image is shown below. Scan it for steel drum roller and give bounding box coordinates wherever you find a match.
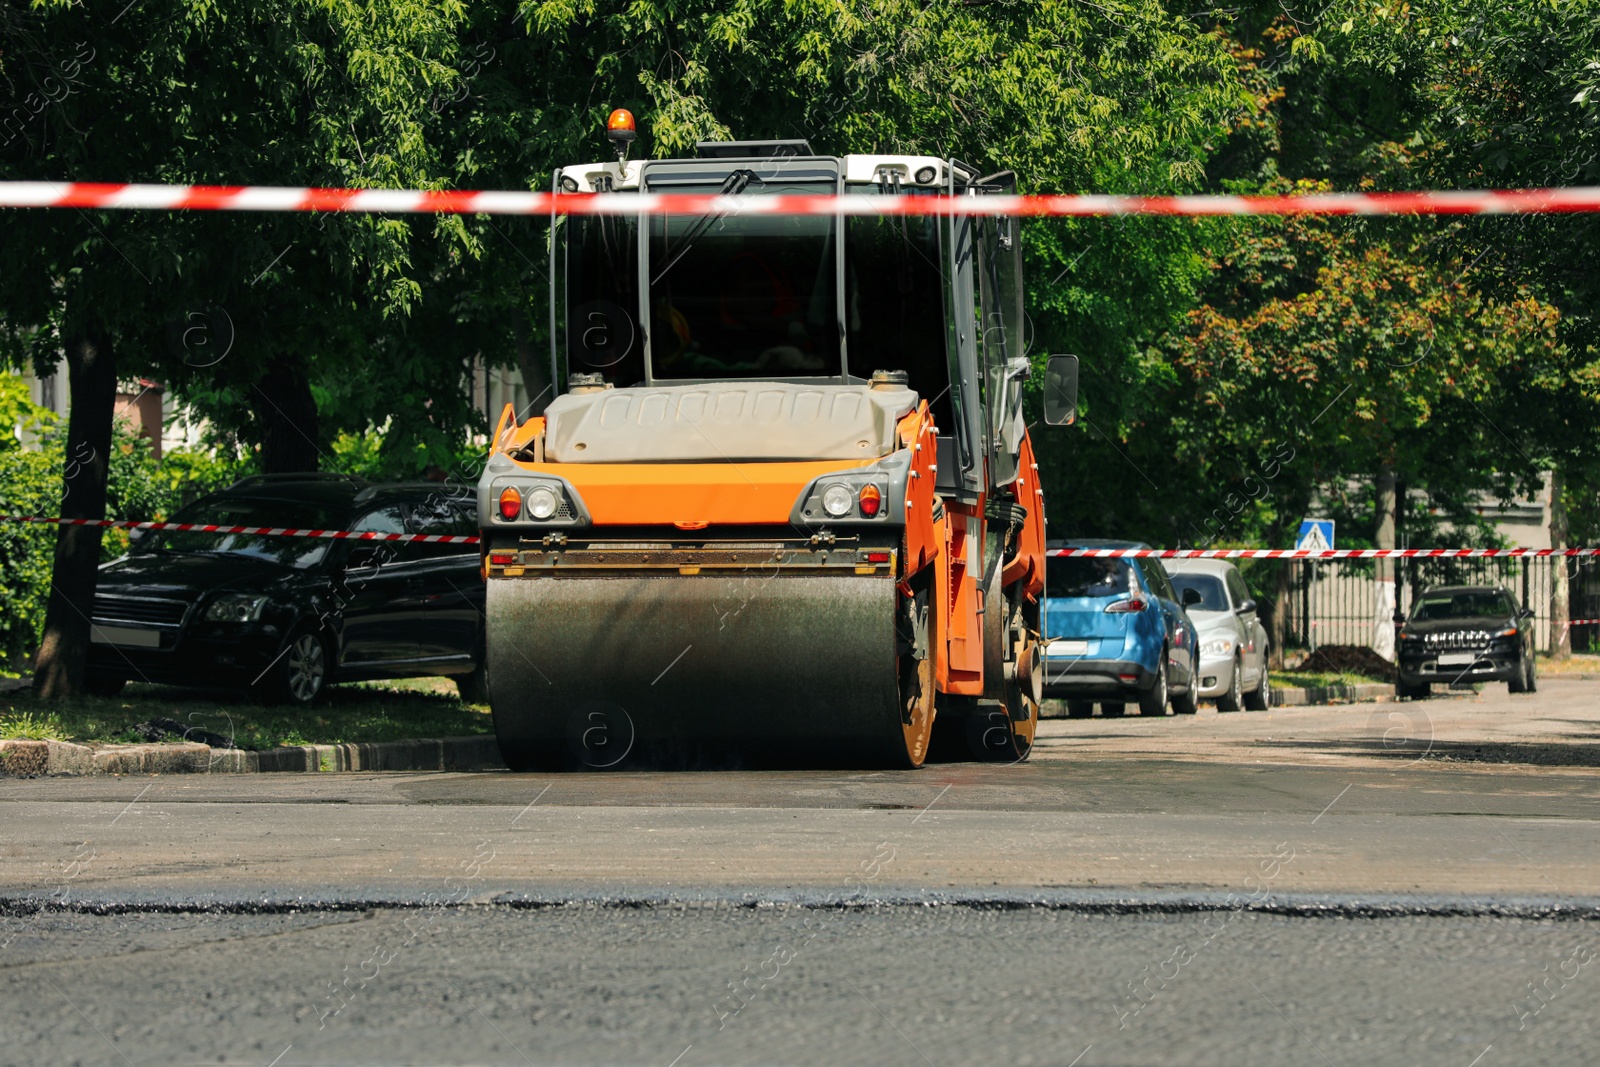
[488,573,902,767]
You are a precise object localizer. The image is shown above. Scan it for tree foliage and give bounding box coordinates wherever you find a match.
[4,0,1600,679]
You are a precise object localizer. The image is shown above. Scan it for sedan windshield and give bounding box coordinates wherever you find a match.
[1171,574,1229,612]
[1047,558,1137,599]
[138,496,351,570]
[1410,592,1515,621]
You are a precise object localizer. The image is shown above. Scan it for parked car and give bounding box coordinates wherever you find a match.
[1166,559,1271,711]
[1396,584,1536,699]
[86,474,486,705]
[1042,539,1200,716]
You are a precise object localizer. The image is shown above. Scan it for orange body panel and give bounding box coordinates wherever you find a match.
[489,406,1043,702]
[937,502,986,695]
[1000,430,1046,602]
[515,457,885,526]
[897,404,940,580]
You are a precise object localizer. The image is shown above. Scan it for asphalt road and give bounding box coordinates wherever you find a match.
[2,679,1598,1065]
[4,906,1596,1066]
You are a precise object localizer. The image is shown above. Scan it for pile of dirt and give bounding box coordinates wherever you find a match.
[1292,644,1398,682]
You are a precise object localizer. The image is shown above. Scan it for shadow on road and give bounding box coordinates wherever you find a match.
[1250,736,1600,768]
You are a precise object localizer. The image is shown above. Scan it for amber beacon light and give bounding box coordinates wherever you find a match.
[606,108,637,162]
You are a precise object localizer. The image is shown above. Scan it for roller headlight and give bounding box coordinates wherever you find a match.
[526,486,560,520]
[821,483,854,517]
[914,165,937,184]
[205,594,269,623]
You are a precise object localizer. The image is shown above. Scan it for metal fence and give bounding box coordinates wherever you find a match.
[1253,555,1600,656]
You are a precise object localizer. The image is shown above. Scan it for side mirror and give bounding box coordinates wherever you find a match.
[1236,598,1257,616]
[1182,587,1203,607]
[1519,607,1535,619]
[1043,353,1079,426]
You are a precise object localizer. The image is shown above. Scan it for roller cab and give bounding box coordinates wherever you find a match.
[480,130,1051,769]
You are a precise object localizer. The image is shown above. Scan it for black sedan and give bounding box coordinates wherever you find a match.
[87,474,486,704]
[1396,584,1537,699]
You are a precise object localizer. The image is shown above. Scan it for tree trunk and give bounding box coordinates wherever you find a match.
[252,362,320,473]
[1259,502,1308,670]
[1266,555,1294,669]
[33,329,118,699]
[1551,467,1570,659]
[1372,466,1397,662]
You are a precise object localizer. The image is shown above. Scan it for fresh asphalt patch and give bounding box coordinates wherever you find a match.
[6,888,1600,920]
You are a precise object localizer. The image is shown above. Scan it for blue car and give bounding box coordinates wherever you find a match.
[1043,539,1201,716]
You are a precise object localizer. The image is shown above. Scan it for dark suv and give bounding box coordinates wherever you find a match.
[86,475,485,704]
[1396,584,1537,699]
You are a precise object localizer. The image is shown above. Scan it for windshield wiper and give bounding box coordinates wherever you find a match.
[651,169,756,286]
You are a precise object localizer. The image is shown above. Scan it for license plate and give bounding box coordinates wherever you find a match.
[1437,652,1478,667]
[1048,640,1090,657]
[90,625,160,648]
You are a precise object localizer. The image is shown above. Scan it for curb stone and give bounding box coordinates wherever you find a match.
[1269,682,1398,707]
[0,735,503,777]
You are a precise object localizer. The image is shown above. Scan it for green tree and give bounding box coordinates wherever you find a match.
[450,0,1251,534]
[1305,0,1600,650]
[1163,190,1565,648]
[0,0,474,696]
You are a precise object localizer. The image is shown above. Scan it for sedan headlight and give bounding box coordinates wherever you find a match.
[1201,638,1234,656]
[205,594,269,623]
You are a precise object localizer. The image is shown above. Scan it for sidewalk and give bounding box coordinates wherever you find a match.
[0,735,503,777]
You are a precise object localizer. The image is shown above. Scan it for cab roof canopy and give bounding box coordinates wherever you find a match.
[695,139,814,159]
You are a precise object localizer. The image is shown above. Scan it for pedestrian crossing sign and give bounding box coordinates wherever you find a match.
[1296,519,1335,552]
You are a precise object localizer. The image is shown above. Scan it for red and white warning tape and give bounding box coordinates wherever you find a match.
[1046,547,1600,559]
[0,515,479,544]
[7,181,1600,217]
[1562,618,1600,630]
[2,514,1597,557]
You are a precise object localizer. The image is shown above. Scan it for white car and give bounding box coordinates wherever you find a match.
[1166,559,1271,711]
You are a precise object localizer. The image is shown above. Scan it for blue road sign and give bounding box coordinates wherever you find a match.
[1296,520,1335,552]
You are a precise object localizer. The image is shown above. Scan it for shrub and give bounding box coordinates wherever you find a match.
[0,375,62,664]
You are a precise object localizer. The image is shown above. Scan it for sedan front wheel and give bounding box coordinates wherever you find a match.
[1216,657,1243,712]
[267,630,330,706]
